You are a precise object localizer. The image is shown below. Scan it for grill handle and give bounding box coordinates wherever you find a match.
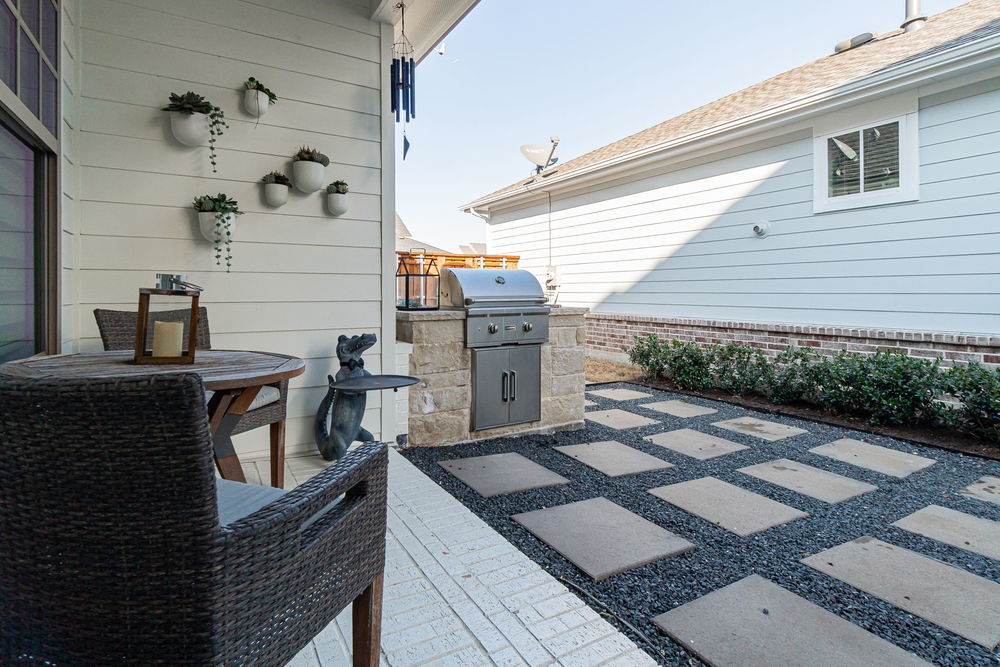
[501,371,509,402]
[510,370,517,401]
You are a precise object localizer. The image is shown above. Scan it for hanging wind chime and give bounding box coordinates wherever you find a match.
[391,2,415,159]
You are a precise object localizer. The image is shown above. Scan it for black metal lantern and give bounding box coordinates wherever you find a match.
[396,250,439,310]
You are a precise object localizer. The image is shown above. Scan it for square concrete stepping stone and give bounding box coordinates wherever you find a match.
[653,574,930,667]
[810,439,935,478]
[959,475,1000,506]
[642,399,717,418]
[893,505,1000,561]
[712,416,807,441]
[554,441,674,477]
[738,459,877,503]
[645,429,748,460]
[583,399,596,407]
[802,537,1000,649]
[649,477,808,536]
[512,497,694,581]
[586,409,659,430]
[587,388,652,401]
[439,453,568,498]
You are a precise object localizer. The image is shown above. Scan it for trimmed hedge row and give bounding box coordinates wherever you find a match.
[625,334,1000,442]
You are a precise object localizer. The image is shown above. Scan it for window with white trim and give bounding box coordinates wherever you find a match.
[813,113,918,213]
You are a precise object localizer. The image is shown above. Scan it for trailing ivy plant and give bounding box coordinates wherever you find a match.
[327,180,349,194]
[193,194,243,271]
[261,170,291,186]
[163,92,228,173]
[244,77,277,104]
[292,146,330,166]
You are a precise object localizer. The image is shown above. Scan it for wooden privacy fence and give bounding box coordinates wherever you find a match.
[396,250,519,272]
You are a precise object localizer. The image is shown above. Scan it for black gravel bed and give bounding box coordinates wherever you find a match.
[401,382,1000,666]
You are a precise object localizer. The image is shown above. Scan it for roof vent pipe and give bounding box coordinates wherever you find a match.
[902,0,926,32]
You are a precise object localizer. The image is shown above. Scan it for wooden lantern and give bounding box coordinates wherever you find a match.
[133,277,202,365]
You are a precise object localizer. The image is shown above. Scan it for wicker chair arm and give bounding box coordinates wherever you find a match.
[222,441,388,544]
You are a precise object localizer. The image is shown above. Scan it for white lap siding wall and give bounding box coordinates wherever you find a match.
[487,75,1000,363]
[69,0,394,458]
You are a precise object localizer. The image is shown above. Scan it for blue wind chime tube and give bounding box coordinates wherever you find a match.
[389,56,416,123]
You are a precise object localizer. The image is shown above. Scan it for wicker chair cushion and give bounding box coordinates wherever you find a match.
[203,385,280,411]
[216,479,286,526]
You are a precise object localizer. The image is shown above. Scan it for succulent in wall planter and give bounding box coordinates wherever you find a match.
[163,92,228,173]
[291,146,329,193]
[261,171,291,207]
[193,194,243,271]
[243,76,277,118]
[326,180,349,216]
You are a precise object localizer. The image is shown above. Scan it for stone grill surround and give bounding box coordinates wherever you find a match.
[397,307,588,447]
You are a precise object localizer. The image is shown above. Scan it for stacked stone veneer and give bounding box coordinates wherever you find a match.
[397,307,588,447]
[587,313,1000,368]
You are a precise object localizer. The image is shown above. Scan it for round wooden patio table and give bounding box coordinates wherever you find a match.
[0,350,305,484]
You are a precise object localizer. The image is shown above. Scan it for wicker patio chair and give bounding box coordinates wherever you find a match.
[94,307,290,487]
[0,374,387,666]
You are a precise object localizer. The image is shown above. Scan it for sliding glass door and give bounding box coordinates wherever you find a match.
[0,121,39,362]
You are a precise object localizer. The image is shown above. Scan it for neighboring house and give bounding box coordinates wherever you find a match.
[463,0,1000,366]
[395,213,451,254]
[0,0,478,459]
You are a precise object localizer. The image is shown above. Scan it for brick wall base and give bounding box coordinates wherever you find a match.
[586,313,1000,368]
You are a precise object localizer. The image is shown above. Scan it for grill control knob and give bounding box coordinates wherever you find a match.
[488,323,499,334]
[523,322,533,332]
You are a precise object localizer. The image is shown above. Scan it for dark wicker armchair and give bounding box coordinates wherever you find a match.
[0,374,387,665]
[94,307,290,487]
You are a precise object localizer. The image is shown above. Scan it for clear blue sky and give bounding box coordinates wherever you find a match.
[395,0,965,252]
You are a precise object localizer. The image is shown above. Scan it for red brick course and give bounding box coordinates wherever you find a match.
[587,313,1000,368]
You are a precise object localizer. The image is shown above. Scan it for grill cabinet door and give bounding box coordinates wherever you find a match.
[472,348,510,430]
[508,346,541,425]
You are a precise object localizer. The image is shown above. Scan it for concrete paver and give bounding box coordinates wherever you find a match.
[652,574,930,667]
[513,497,696,581]
[802,537,1000,649]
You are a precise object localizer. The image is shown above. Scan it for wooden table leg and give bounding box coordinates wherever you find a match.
[352,573,383,667]
[269,419,286,488]
[206,386,263,484]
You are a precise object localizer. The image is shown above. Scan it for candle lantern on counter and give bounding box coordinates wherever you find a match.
[396,249,439,311]
[133,273,204,365]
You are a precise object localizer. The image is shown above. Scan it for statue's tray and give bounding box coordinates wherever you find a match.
[328,374,420,393]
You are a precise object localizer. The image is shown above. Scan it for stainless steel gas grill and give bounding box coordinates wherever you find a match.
[440,268,551,430]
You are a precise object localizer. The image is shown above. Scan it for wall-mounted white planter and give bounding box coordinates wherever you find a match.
[292,161,325,193]
[198,211,235,242]
[244,89,271,118]
[326,192,349,216]
[170,111,210,146]
[263,183,289,207]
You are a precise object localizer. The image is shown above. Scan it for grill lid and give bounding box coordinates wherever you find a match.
[440,268,547,309]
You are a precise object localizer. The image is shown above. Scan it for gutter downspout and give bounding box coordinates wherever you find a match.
[465,206,491,223]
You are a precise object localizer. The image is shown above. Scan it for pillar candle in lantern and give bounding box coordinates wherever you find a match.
[151,321,184,357]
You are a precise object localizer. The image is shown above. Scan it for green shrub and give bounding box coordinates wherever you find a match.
[767,347,819,404]
[707,342,770,395]
[625,334,666,378]
[815,351,942,426]
[942,363,1000,440]
[663,340,712,390]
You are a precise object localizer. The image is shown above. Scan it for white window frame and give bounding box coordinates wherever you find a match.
[812,112,919,213]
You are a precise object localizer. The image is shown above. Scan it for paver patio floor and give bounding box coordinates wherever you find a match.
[240,448,654,666]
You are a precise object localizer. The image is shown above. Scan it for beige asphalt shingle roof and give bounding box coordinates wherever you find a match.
[469,0,1000,206]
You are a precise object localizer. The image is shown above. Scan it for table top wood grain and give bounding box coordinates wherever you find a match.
[0,350,305,391]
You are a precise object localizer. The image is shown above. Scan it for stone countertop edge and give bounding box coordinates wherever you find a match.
[396,306,589,322]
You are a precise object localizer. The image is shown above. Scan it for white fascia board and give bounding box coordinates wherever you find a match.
[461,32,1000,214]
[372,0,480,63]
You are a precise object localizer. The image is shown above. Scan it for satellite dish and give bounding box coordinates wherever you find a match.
[520,144,552,167]
[520,137,560,173]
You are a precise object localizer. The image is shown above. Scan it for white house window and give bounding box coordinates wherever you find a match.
[814,114,917,213]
